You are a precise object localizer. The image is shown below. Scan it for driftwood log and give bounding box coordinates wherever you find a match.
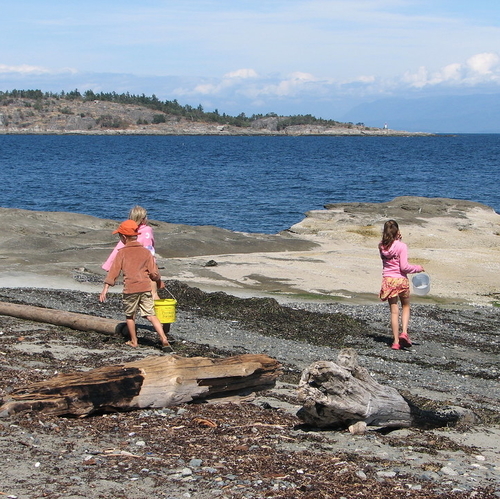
[297,349,412,429]
[0,301,122,335]
[0,354,281,418]
[296,348,477,430]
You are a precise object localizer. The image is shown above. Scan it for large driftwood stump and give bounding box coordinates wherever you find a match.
[0,354,281,418]
[297,349,478,430]
[297,349,413,429]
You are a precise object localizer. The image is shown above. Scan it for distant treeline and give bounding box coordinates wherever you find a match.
[0,89,345,129]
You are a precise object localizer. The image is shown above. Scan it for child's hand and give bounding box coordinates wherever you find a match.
[157,280,165,289]
[99,289,108,302]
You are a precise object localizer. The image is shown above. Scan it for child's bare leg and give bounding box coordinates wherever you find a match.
[400,295,411,334]
[151,281,160,301]
[388,297,400,345]
[147,315,170,346]
[126,317,138,347]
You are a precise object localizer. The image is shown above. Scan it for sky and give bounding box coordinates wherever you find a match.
[2,1,500,132]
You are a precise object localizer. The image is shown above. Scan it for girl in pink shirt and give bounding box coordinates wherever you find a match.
[379,220,424,350]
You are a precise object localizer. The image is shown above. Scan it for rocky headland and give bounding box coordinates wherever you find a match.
[0,95,432,136]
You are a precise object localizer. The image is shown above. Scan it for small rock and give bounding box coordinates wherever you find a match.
[348,421,367,435]
[376,471,396,478]
[355,470,367,480]
[202,467,218,474]
[440,466,459,476]
[406,484,422,490]
[419,471,440,481]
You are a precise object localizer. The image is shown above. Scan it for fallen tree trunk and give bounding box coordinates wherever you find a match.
[0,354,281,418]
[0,301,122,335]
[296,348,476,430]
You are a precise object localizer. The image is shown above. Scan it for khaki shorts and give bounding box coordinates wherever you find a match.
[123,291,155,318]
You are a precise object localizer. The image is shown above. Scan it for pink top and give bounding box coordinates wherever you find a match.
[379,239,423,278]
[102,223,155,271]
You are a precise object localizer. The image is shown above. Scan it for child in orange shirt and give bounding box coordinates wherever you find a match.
[99,219,172,351]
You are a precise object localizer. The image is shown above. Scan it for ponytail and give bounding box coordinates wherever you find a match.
[380,219,400,250]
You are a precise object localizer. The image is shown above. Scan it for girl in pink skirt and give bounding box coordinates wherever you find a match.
[379,220,424,350]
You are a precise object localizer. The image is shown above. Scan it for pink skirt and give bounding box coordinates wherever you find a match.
[379,277,410,301]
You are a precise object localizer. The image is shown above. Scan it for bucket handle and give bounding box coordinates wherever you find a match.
[162,285,177,301]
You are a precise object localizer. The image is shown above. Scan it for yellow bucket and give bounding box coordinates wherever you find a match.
[154,299,177,323]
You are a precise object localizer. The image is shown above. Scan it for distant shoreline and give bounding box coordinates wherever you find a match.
[0,128,434,137]
[0,92,434,137]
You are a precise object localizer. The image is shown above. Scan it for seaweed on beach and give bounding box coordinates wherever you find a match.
[0,281,369,349]
[163,280,369,347]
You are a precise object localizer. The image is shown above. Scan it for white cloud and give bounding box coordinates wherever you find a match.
[186,69,259,96]
[288,72,316,82]
[352,75,376,84]
[439,63,462,82]
[400,52,500,88]
[185,70,323,101]
[466,52,499,74]
[0,64,51,75]
[185,52,500,104]
[252,72,321,98]
[192,83,218,95]
[0,64,79,79]
[173,52,500,115]
[224,69,259,79]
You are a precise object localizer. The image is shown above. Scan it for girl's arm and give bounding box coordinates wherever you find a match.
[102,240,125,271]
[398,242,424,274]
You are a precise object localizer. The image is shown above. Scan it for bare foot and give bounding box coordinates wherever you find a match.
[125,341,138,348]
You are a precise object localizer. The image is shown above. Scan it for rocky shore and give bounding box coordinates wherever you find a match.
[0,200,499,498]
[1,196,499,306]
[0,284,499,498]
[0,96,432,136]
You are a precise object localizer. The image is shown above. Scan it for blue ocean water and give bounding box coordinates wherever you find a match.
[1,134,499,234]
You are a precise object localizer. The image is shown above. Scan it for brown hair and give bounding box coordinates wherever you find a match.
[128,205,147,225]
[380,219,400,250]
